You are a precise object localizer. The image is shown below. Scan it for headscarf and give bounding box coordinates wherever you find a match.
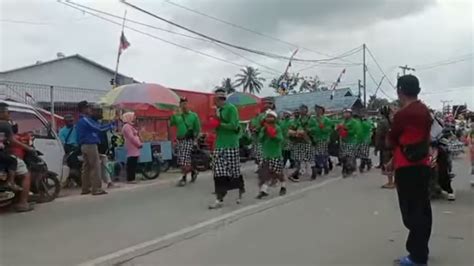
[122,112,136,124]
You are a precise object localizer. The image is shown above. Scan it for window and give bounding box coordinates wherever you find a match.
[9,111,51,138]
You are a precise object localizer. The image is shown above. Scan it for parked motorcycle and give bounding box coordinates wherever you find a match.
[429,138,455,201]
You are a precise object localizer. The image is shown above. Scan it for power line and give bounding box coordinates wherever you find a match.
[421,86,473,95]
[60,1,281,75]
[163,0,357,64]
[366,67,394,100]
[416,55,473,71]
[119,0,363,63]
[365,46,397,90]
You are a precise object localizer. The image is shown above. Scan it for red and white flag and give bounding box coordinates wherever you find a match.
[119,31,130,55]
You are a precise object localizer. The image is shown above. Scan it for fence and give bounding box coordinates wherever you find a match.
[0,80,108,128]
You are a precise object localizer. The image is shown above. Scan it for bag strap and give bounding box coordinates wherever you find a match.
[65,127,74,144]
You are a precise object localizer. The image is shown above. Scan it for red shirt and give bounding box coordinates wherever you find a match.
[10,134,31,160]
[389,100,432,169]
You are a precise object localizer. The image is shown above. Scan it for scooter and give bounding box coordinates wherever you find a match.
[429,138,455,201]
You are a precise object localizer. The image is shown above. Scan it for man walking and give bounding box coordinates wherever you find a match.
[250,98,274,170]
[208,89,244,209]
[288,104,315,182]
[170,97,201,187]
[311,104,333,176]
[389,75,432,266]
[337,109,360,177]
[279,111,293,169]
[358,116,374,173]
[76,101,113,196]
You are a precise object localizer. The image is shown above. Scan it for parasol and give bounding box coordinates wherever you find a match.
[100,83,180,111]
[226,92,259,107]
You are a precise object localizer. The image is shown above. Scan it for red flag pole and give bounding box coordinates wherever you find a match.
[113,10,127,89]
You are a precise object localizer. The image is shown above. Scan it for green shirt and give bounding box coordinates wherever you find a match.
[279,118,292,147]
[341,118,359,144]
[359,120,374,144]
[215,103,240,149]
[310,115,333,141]
[258,124,283,159]
[290,115,314,143]
[170,111,201,138]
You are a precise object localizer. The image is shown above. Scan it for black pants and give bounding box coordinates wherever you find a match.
[126,156,139,182]
[395,165,432,264]
[282,150,292,168]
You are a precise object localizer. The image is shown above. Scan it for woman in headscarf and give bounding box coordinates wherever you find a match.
[122,112,142,183]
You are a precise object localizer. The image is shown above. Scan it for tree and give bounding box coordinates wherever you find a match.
[215,78,236,94]
[235,66,265,94]
[367,95,390,110]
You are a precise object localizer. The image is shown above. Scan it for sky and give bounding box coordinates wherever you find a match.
[0,0,472,110]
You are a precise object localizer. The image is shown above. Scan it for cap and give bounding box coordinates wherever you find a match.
[266,110,278,118]
[343,108,352,113]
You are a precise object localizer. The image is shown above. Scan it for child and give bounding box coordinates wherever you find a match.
[256,111,286,199]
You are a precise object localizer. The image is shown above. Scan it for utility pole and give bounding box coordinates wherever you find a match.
[398,65,415,75]
[362,43,367,108]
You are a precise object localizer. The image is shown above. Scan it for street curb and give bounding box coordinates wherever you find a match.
[78,176,342,266]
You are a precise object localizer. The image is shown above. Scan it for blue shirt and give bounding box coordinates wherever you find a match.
[76,115,113,145]
[58,126,78,147]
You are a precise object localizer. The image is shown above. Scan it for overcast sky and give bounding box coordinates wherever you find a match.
[1,0,472,109]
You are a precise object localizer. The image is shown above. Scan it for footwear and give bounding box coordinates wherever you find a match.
[447,193,456,201]
[256,191,269,199]
[288,176,300,182]
[190,171,198,183]
[279,187,287,196]
[310,167,317,180]
[323,167,329,175]
[395,256,427,266]
[8,182,23,192]
[92,190,108,196]
[13,203,34,213]
[381,183,396,189]
[208,200,223,209]
[177,178,187,187]
[107,183,119,189]
[81,190,91,195]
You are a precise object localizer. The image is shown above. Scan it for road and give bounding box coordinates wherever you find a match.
[0,162,339,266]
[1,157,472,266]
[126,157,474,266]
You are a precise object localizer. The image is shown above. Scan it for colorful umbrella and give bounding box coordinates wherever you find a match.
[226,92,259,107]
[100,83,180,110]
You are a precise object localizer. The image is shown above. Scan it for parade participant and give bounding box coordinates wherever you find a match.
[279,111,293,169]
[208,89,244,209]
[470,123,474,186]
[250,98,274,169]
[76,101,113,196]
[288,104,316,182]
[58,114,78,154]
[376,106,395,188]
[311,104,333,176]
[170,97,201,186]
[388,75,432,266]
[358,116,374,173]
[256,110,286,199]
[337,109,359,177]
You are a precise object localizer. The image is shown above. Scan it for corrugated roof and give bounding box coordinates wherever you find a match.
[0,54,137,82]
[275,88,362,113]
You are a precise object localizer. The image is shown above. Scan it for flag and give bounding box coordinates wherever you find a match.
[119,31,130,54]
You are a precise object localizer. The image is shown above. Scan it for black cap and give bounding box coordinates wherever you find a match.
[397,75,420,97]
[180,97,188,103]
[77,101,90,111]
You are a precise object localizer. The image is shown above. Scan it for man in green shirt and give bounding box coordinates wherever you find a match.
[170,97,201,186]
[209,89,244,209]
[250,98,274,169]
[279,111,293,169]
[337,109,359,177]
[358,116,374,173]
[288,104,316,182]
[256,110,287,199]
[311,104,333,176]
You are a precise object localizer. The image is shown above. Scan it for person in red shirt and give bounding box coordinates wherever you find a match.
[388,75,432,266]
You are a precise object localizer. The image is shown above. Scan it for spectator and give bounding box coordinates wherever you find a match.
[76,101,113,196]
[388,75,432,266]
[58,114,78,154]
[122,112,142,184]
[376,107,395,189]
[90,106,117,189]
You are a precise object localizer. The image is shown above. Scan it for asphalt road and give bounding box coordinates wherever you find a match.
[126,157,474,266]
[0,162,341,266]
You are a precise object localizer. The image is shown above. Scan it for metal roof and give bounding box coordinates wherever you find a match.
[274,88,363,113]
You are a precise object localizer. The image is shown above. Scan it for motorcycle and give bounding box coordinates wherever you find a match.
[429,138,455,201]
[0,149,61,208]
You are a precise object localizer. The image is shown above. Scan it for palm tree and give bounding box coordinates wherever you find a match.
[215,78,236,94]
[235,66,265,94]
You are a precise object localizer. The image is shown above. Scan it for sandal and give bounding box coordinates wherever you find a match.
[381,183,396,189]
[14,203,34,213]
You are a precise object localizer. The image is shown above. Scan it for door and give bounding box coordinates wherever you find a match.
[9,110,64,179]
